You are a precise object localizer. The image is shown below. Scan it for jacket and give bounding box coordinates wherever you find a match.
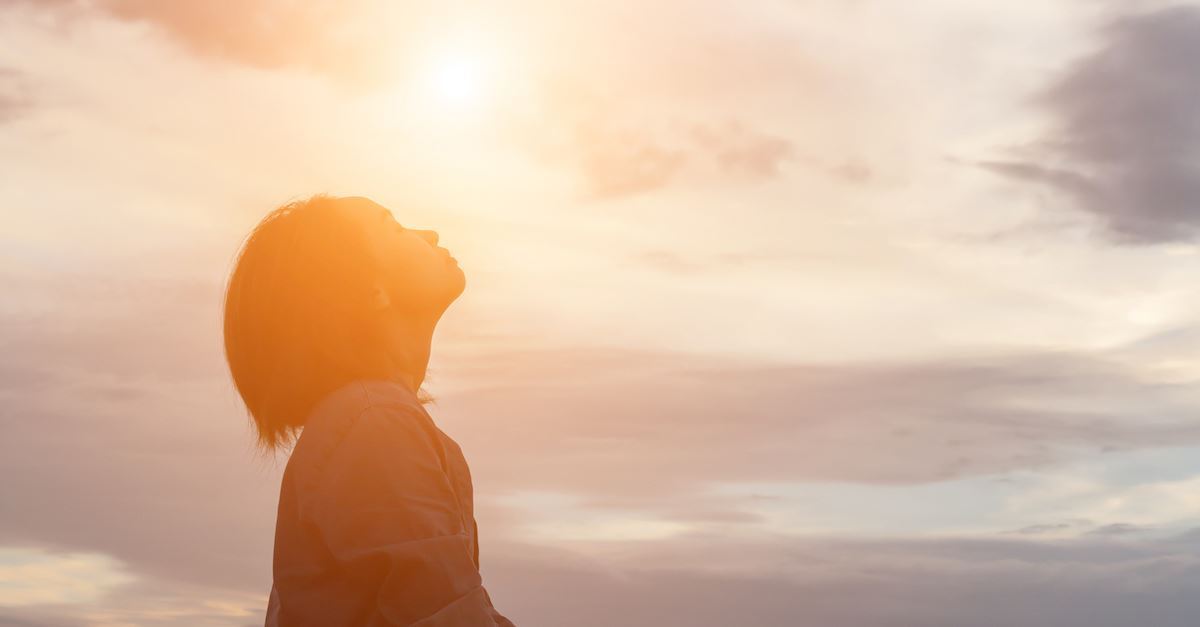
[264,378,516,626]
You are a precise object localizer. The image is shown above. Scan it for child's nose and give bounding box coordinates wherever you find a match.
[418,230,439,246]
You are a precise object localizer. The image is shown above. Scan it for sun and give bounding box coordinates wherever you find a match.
[415,35,499,114]
[429,54,486,108]
[394,24,527,130]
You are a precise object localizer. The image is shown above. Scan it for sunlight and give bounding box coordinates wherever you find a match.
[415,34,499,114]
[428,53,487,109]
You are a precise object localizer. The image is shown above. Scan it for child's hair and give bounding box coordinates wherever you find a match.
[223,194,424,452]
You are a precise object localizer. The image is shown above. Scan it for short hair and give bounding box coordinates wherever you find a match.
[223,194,411,452]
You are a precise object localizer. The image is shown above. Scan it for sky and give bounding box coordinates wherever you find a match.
[4,0,1200,625]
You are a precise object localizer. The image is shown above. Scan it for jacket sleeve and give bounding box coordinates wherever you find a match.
[303,402,510,626]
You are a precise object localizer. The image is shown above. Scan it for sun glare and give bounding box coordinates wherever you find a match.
[387,24,529,136]
[429,54,486,108]
[414,33,501,115]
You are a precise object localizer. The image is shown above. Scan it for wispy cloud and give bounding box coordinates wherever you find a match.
[530,114,796,200]
[3,0,405,82]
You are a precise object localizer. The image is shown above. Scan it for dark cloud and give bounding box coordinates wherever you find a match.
[430,346,1200,511]
[12,523,1200,626]
[0,614,76,627]
[481,532,1200,627]
[0,610,84,624]
[1012,522,1077,536]
[1087,522,1148,537]
[1007,519,1151,538]
[1008,518,1094,536]
[983,5,1200,244]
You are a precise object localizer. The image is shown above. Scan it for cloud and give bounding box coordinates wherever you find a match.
[0,560,266,627]
[7,272,1200,599]
[6,265,1200,603]
[11,524,1200,626]
[0,272,276,596]
[982,5,1200,244]
[1008,519,1154,539]
[1011,522,1079,536]
[534,115,799,200]
[0,547,133,607]
[0,66,31,123]
[567,120,687,199]
[689,121,794,179]
[1087,522,1148,537]
[430,346,1200,511]
[517,81,799,200]
[0,0,413,83]
[4,0,885,199]
[631,248,812,275]
[0,613,72,627]
[481,531,1200,627]
[1008,519,1093,536]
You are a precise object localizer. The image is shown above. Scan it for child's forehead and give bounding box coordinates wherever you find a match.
[339,195,386,214]
[336,196,396,222]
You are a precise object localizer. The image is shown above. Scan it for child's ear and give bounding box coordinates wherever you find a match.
[368,283,391,311]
